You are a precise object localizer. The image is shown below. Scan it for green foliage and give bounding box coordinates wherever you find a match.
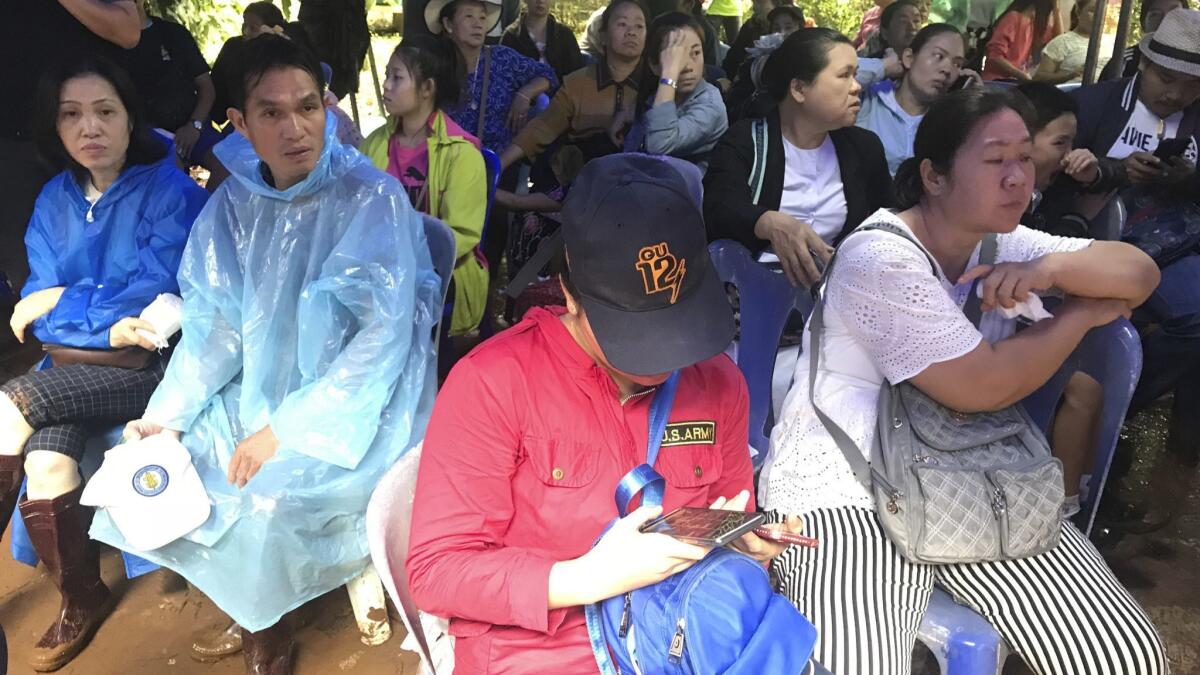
[802,0,876,36]
[149,0,244,60]
[555,0,879,38]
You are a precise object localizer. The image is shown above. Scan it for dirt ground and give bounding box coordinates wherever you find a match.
[1,333,1197,675]
[0,538,423,675]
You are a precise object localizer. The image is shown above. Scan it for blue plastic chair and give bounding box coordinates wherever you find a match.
[422,213,458,329]
[917,318,1143,675]
[1090,194,1127,241]
[708,240,812,467]
[481,147,501,231]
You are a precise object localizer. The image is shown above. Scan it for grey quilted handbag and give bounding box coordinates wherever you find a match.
[809,222,1063,564]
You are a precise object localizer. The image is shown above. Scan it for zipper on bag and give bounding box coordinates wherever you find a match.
[667,619,686,664]
[618,593,632,638]
[986,472,1010,554]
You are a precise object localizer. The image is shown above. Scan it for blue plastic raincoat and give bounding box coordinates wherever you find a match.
[90,112,441,631]
[23,157,207,347]
[8,156,205,566]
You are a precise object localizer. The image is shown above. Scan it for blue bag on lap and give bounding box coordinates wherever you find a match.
[585,372,819,674]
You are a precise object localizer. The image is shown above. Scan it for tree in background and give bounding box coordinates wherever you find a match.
[149,0,243,59]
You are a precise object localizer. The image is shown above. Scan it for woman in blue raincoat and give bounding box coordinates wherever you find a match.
[98,35,441,674]
[0,56,206,672]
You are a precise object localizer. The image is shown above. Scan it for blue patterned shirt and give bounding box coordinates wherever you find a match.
[449,45,557,154]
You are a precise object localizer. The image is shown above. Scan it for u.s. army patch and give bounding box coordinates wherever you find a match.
[661,421,716,447]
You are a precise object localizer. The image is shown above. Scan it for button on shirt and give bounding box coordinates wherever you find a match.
[407,308,754,674]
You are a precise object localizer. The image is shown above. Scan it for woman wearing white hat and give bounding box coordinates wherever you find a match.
[427,0,556,154]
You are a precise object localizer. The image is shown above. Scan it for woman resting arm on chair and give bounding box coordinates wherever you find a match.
[757,87,1165,675]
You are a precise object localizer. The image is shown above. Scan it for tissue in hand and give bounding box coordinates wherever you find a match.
[136,294,183,349]
[975,285,1054,322]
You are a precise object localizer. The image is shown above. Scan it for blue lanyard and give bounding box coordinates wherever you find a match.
[587,370,681,675]
[614,371,680,517]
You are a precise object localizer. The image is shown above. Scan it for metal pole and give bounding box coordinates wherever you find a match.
[1107,0,1137,81]
[1081,0,1110,85]
[366,33,386,117]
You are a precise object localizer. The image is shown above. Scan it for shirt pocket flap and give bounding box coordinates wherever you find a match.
[525,437,599,488]
[656,445,722,489]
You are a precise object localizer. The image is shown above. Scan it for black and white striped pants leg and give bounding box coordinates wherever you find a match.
[768,507,1168,675]
[768,508,937,674]
[938,523,1168,675]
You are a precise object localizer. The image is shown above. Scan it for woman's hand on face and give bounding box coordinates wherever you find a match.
[507,92,533,132]
[659,28,690,80]
[109,317,159,350]
[754,211,833,288]
[882,48,904,78]
[1062,148,1100,185]
[959,68,984,88]
[9,287,65,343]
[958,259,1057,312]
[580,505,710,600]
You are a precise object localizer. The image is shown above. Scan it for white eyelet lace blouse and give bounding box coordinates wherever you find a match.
[758,209,1091,516]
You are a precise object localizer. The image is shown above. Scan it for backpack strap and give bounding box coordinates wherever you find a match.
[807,223,995,488]
[748,117,768,206]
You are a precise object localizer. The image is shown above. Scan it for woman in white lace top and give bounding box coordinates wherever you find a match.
[759,87,1167,675]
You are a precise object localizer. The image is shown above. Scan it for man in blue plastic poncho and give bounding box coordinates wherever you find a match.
[93,34,441,674]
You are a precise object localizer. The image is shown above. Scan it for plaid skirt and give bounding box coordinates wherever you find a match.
[1,358,166,461]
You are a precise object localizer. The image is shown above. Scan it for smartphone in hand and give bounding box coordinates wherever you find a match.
[1154,137,1191,161]
[640,508,766,548]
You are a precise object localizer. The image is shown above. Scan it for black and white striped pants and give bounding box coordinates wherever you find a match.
[767,507,1168,675]
[1,360,165,462]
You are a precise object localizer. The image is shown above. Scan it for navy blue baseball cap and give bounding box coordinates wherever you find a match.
[561,154,735,376]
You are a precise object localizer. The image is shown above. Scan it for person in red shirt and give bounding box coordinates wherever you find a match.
[982,0,1062,81]
[407,153,803,674]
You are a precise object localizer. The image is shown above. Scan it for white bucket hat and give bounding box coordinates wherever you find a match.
[424,0,501,36]
[1139,8,1200,78]
[81,434,211,552]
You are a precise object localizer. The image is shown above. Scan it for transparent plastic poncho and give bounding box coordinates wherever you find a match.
[90,111,441,631]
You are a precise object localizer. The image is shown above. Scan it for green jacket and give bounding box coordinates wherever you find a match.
[361,110,488,335]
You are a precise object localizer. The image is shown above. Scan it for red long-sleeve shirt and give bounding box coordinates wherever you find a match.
[407,308,754,674]
[983,10,1062,81]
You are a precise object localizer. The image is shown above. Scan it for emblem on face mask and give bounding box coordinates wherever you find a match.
[635,243,687,304]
